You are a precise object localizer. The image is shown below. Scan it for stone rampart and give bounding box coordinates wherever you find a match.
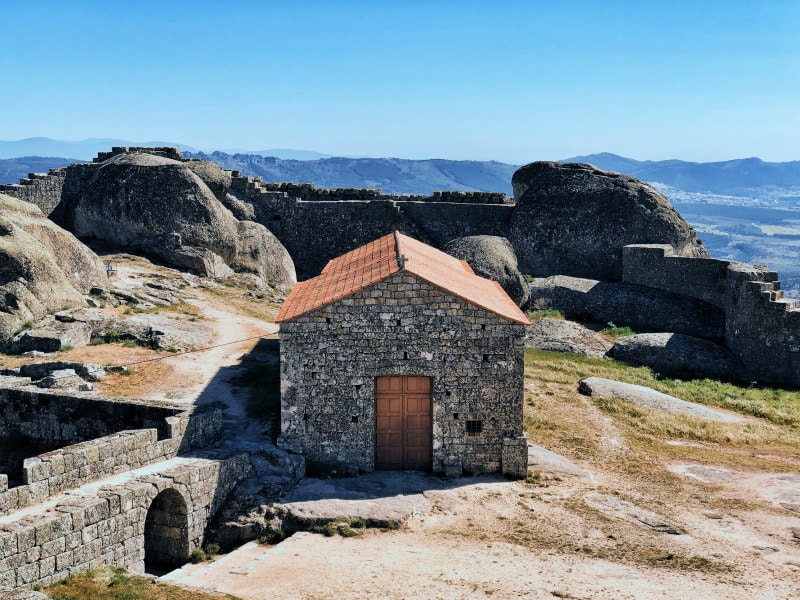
[240,181,515,278]
[0,169,66,217]
[0,388,187,444]
[0,454,250,590]
[622,244,800,386]
[0,388,222,515]
[93,147,183,163]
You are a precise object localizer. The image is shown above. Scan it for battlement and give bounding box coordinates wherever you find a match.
[93,146,183,163]
[622,244,800,386]
[230,176,511,205]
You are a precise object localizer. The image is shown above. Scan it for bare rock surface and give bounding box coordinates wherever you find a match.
[443,235,529,307]
[525,317,611,357]
[585,492,684,535]
[271,471,454,528]
[0,193,105,349]
[578,376,744,423]
[527,443,592,479]
[609,332,736,379]
[71,152,295,286]
[11,317,92,353]
[508,162,707,281]
[528,275,725,341]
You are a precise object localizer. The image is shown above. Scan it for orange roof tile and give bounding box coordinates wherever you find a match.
[276,231,530,325]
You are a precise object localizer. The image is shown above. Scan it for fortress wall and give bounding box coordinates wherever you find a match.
[725,267,800,387]
[622,244,800,387]
[0,454,250,591]
[621,244,761,308]
[249,197,424,278]
[0,388,223,516]
[0,170,66,217]
[0,388,185,444]
[395,201,514,246]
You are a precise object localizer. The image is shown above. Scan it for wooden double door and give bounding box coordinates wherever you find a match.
[375,375,432,471]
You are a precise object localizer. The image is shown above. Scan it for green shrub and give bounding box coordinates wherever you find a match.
[190,548,206,563]
[259,528,288,545]
[203,542,220,556]
[14,320,33,335]
[122,339,137,348]
[60,344,74,352]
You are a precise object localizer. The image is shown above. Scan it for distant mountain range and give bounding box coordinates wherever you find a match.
[2,142,799,295]
[185,151,518,195]
[563,153,800,201]
[2,139,799,203]
[0,138,330,162]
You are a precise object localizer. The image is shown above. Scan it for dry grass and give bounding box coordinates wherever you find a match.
[43,567,240,599]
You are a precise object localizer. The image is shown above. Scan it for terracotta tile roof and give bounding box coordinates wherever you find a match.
[276,231,530,325]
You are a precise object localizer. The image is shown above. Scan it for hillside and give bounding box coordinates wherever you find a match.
[184,151,519,195]
[565,153,800,204]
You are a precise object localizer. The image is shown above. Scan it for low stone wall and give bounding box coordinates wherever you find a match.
[0,388,185,445]
[0,454,250,590]
[0,388,222,516]
[622,244,778,308]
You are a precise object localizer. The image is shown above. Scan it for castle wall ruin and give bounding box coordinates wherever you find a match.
[0,387,248,591]
[623,244,800,386]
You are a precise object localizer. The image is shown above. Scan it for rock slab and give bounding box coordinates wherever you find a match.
[525,317,611,358]
[609,332,735,380]
[578,376,743,423]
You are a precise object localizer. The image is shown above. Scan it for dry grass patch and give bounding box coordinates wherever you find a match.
[43,567,240,599]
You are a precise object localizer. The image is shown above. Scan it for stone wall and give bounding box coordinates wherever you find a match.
[0,388,188,444]
[279,273,527,476]
[241,188,514,278]
[0,388,222,515]
[622,244,800,386]
[0,170,66,217]
[0,454,250,590]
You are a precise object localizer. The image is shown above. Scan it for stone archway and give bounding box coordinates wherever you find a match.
[144,488,190,572]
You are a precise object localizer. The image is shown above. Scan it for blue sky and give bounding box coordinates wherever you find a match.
[1,0,798,163]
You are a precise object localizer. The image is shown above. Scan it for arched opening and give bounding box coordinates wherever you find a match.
[144,488,190,573]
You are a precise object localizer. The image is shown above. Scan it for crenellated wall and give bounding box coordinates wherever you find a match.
[0,169,66,216]
[622,244,800,386]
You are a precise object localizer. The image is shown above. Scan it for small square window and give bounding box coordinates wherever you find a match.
[466,420,483,436]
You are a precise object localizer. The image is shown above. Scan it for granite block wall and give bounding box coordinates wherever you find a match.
[0,454,250,591]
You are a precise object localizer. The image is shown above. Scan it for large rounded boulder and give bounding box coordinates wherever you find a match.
[443,235,529,307]
[508,162,707,281]
[72,152,295,286]
[0,193,105,348]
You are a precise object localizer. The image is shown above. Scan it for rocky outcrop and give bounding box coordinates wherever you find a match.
[71,152,296,287]
[508,162,707,281]
[443,235,529,307]
[528,275,725,342]
[525,318,611,358]
[0,193,105,350]
[608,333,736,380]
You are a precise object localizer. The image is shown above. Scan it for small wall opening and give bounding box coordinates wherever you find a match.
[144,488,190,574]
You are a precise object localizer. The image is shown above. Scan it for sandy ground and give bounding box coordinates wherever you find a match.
[7,254,800,599]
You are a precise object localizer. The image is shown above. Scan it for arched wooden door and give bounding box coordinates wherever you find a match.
[375,375,432,471]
